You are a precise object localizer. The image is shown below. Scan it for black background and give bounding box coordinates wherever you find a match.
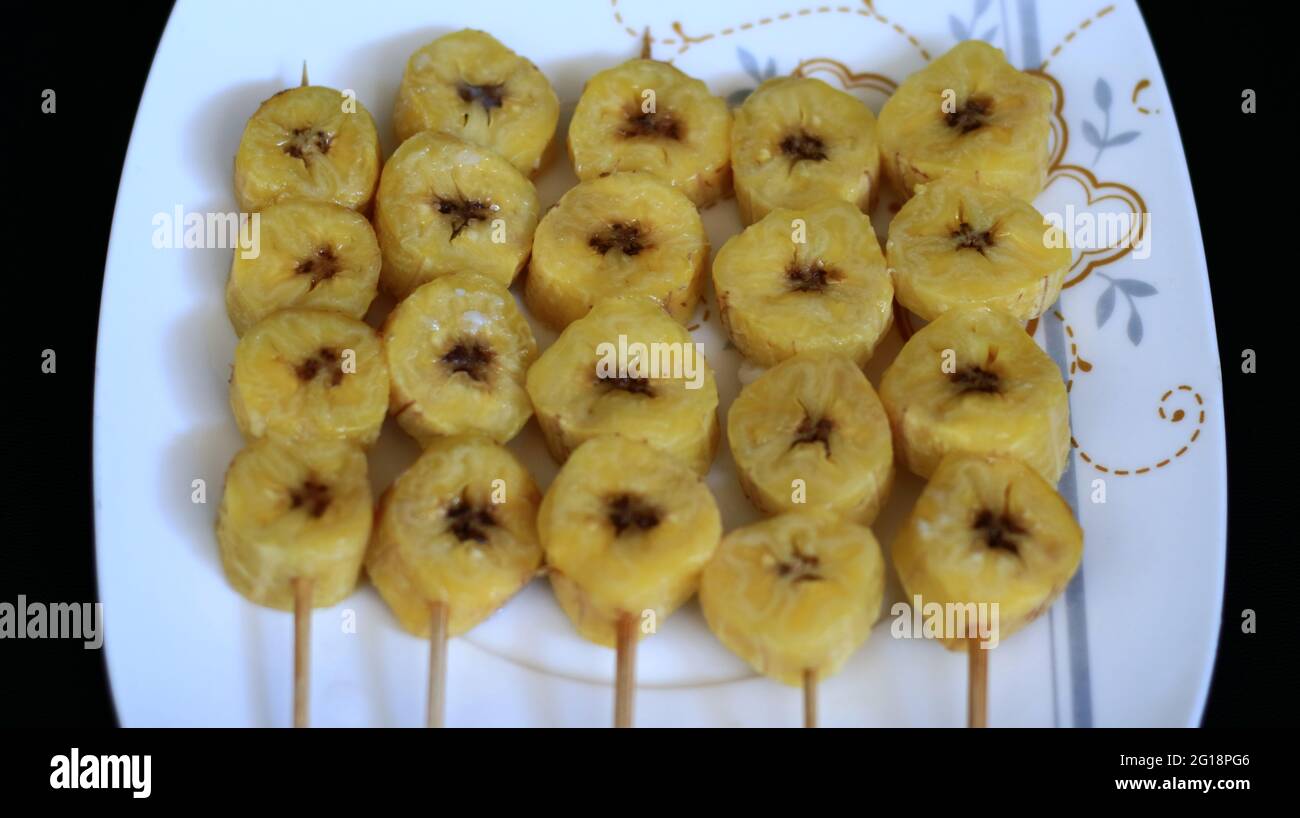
[0,0,1292,730]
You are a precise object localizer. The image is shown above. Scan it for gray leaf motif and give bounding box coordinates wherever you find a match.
[1096,284,1117,327]
[950,15,968,40]
[1107,131,1141,147]
[975,0,992,16]
[765,56,777,79]
[1127,308,1144,345]
[1116,279,1157,297]
[737,47,762,82]
[727,88,752,107]
[981,26,998,41]
[1082,120,1104,148]
[1095,78,1112,111]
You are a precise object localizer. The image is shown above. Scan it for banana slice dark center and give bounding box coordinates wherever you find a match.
[606,493,661,535]
[289,479,332,518]
[945,95,994,134]
[780,130,828,162]
[949,364,1001,394]
[295,246,340,289]
[952,221,996,254]
[589,222,649,256]
[785,259,840,292]
[442,340,495,382]
[295,347,345,386]
[596,372,654,396]
[283,127,334,162]
[775,545,822,583]
[792,413,834,453]
[620,109,682,140]
[457,81,505,111]
[436,197,494,240]
[446,494,496,543]
[973,508,1025,555]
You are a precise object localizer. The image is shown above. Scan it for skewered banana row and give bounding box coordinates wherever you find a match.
[209,31,1088,727]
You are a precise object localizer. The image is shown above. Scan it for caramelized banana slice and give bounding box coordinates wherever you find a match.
[235,85,381,213]
[217,437,372,610]
[367,435,543,636]
[728,354,893,523]
[887,177,1070,322]
[383,272,537,445]
[375,131,539,299]
[540,436,722,646]
[230,309,388,447]
[893,453,1083,648]
[700,510,885,686]
[878,41,1053,201]
[225,200,380,336]
[569,59,731,207]
[879,306,1069,483]
[394,30,560,176]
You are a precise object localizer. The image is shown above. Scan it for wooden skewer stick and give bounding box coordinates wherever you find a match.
[968,640,988,728]
[301,61,309,88]
[292,577,313,729]
[614,614,637,728]
[803,669,818,729]
[427,601,449,729]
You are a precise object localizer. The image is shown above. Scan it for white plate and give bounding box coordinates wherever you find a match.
[95,0,1226,726]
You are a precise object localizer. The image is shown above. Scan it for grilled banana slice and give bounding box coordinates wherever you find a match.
[728,354,893,523]
[375,131,540,299]
[887,177,1070,322]
[700,510,884,686]
[893,453,1083,648]
[525,296,719,474]
[712,200,893,367]
[879,306,1069,483]
[217,437,372,610]
[732,77,880,225]
[394,29,560,176]
[877,41,1053,202]
[568,59,731,207]
[383,272,537,446]
[539,436,722,646]
[234,85,381,213]
[525,172,708,330]
[366,435,543,637]
[230,309,388,447]
[225,200,380,336]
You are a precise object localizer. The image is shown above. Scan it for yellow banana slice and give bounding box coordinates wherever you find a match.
[394,29,560,176]
[525,172,708,331]
[539,436,722,646]
[225,199,380,336]
[568,59,731,207]
[375,131,540,299]
[217,437,372,610]
[712,200,893,367]
[366,435,543,637]
[700,510,885,686]
[728,353,893,523]
[879,306,1069,483]
[383,272,537,446]
[525,296,720,474]
[234,85,381,213]
[893,453,1083,648]
[878,41,1053,202]
[732,76,880,225]
[230,309,388,447]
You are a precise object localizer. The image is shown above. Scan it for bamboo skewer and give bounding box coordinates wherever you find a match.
[427,601,449,729]
[292,577,313,728]
[614,614,636,728]
[301,61,309,87]
[803,669,818,729]
[968,640,988,728]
